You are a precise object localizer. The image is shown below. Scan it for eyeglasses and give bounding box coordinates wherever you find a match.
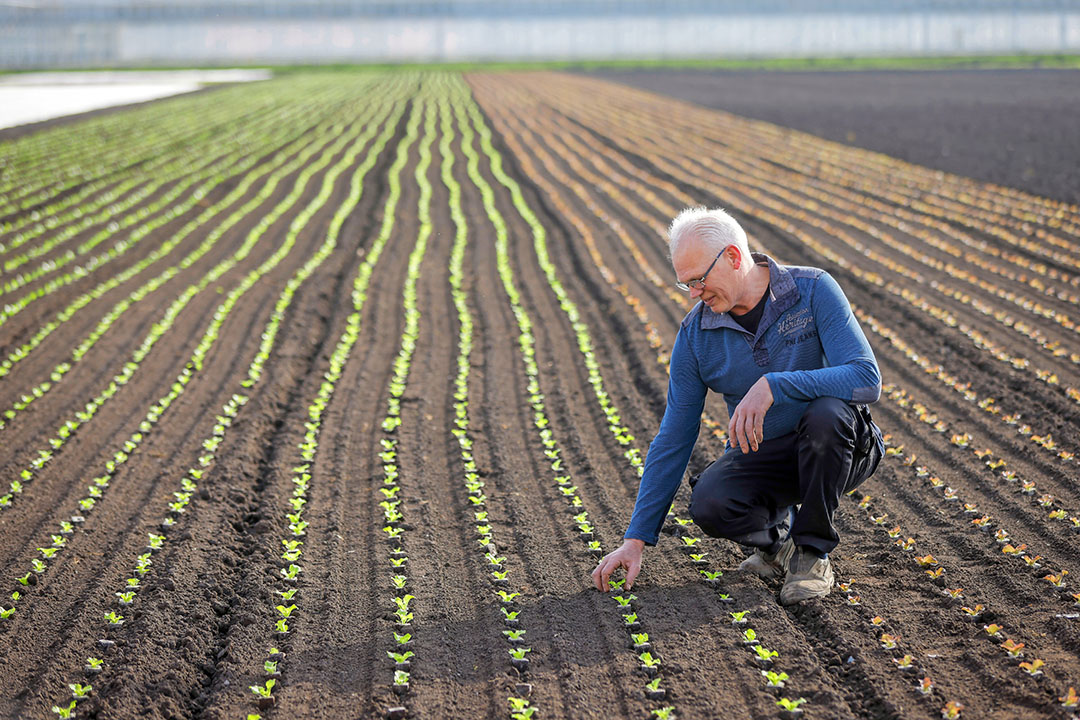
[675,247,728,292]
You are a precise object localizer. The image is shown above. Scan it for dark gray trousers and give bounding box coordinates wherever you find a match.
[688,397,884,556]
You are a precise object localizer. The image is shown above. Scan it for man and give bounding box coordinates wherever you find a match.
[591,207,884,605]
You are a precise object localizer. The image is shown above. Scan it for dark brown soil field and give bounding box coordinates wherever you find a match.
[583,68,1080,207]
[0,69,1078,720]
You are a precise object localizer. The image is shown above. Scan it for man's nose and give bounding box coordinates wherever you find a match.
[690,286,703,298]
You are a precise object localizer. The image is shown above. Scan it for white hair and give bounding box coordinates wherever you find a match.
[667,206,750,260]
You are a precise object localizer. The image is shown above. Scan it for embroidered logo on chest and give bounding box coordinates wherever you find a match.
[777,308,813,336]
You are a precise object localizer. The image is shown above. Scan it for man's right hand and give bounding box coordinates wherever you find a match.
[592,538,645,592]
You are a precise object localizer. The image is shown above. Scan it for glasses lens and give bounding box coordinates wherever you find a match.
[675,281,690,292]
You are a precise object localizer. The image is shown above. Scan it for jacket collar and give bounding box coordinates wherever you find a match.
[700,253,800,334]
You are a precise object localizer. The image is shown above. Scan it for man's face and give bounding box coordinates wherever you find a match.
[672,239,739,313]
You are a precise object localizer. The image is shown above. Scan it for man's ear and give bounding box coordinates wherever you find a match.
[727,244,742,270]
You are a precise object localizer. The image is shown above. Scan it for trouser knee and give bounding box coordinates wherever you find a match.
[797,397,857,458]
[690,488,771,542]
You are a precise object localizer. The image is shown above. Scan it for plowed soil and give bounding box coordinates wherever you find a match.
[1,70,1078,720]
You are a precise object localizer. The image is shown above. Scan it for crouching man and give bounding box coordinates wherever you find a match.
[592,207,884,605]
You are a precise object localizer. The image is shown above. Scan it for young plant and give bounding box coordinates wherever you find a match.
[69,683,92,700]
[762,670,788,688]
[103,611,123,625]
[650,707,675,720]
[776,697,807,712]
[753,646,778,663]
[639,651,661,667]
[249,679,276,698]
[730,610,749,624]
[918,677,934,695]
[51,701,77,718]
[742,628,758,645]
[894,655,915,670]
[1001,639,1025,658]
[387,650,414,664]
[1019,659,1045,676]
[508,647,531,660]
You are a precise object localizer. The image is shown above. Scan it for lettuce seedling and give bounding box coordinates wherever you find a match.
[387,651,414,664]
[1060,687,1079,708]
[495,591,520,604]
[983,624,1003,638]
[17,573,31,586]
[276,604,297,619]
[1043,570,1068,587]
[689,553,708,564]
[651,706,675,719]
[264,660,279,675]
[0,606,14,619]
[501,608,520,622]
[631,633,649,646]
[776,698,807,712]
[762,670,788,688]
[1001,639,1024,658]
[115,591,135,605]
[51,700,77,718]
[103,611,123,625]
[85,657,104,672]
[960,604,984,618]
[394,610,413,626]
[622,613,639,626]
[918,677,934,695]
[250,679,275,698]
[389,557,407,568]
[639,652,661,668]
[278,589,297,601]
[280,564,301,581]
[753,646,778,663]
[894,655,915,671]
[612,594,636,608]
[394,633,411,645]
[879,634,899,650]
[508,647,531,660]
[503,629,526,643]
[1019,659,1045,676]
[941,701,964,719]
[730,611,749,624]
[392,575,408,590]
[69,684,91,700]
[275,619,288,634]
[742,629,758,645]
[31,559,47,573]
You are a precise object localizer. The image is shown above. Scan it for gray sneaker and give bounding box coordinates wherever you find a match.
[779,548,834,605]
[738,536,795,580]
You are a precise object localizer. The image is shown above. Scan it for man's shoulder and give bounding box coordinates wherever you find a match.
[679,300,706,330]
[780,262,827,282]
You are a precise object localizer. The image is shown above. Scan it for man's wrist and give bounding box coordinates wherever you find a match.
[624,538,645,551]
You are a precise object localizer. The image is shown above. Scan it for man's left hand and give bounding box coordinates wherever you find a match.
[728,376,774,453]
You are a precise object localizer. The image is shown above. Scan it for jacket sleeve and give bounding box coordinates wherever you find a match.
[624,324,708,546]
[764,272,882,405]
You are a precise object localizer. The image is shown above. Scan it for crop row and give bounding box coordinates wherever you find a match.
[0,77,319,216]
[0,87,389,441]
[0,77,352,248]
[0,106,383,513]
[8,78,410,719]
[0,85,334,277]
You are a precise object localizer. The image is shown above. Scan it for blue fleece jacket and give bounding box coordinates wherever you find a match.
[624,253,882,546]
